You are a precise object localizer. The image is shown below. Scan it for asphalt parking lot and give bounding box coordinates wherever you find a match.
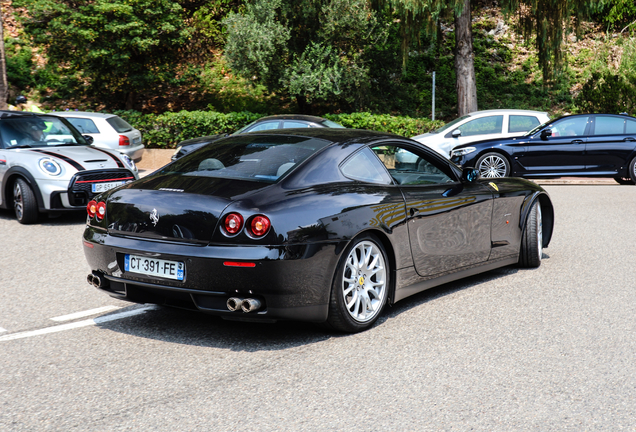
[1,184,636,431]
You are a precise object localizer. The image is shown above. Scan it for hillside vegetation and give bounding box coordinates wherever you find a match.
[3,0,636,122]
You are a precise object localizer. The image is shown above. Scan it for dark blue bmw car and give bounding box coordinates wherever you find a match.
[450,113,636,185]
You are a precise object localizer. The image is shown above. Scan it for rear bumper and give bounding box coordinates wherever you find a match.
[83,227,342,323]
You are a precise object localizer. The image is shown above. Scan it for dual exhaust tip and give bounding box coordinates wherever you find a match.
[227,297,262,313]
[87,273,107,288]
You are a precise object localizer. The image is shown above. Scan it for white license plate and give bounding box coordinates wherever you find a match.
[124,254,185,281]
[92,181,126,193]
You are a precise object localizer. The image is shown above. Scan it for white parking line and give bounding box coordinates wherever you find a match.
[0,327,7,333]
[0,305,156,343]
[50,305,121,322]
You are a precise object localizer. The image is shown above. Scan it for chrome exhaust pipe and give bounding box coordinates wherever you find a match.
[227,297,244,312]
[241,298,262,313]
[87,274,95,286]
[92,275,102,288]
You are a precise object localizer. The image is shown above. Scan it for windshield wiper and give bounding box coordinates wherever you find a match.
[9,144,32,149]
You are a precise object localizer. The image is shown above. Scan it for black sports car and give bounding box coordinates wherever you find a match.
[83,129,554,332]
[170,114,345,161]
[450,113,636,184]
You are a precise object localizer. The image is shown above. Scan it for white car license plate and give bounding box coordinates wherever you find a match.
[124,254,185,281]
[92,181,126,193]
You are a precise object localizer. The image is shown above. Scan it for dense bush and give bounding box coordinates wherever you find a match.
[575,72,636,114]
[113,110,443,149]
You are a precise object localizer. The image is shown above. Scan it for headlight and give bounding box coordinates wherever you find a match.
[451,147,476,157]
[120,153,137,171]
[38,158,62,176]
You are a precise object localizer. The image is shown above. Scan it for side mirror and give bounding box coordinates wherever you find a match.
[540,129,552,140]
[83,135,94,145]
[461,168,478,183]
[451,129,462,138]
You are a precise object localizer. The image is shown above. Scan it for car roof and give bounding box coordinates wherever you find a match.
[53,111,115,119]
[0,110,48,119]
[254,114,329,124]
[234,127,403,145]
[466,109,549,116]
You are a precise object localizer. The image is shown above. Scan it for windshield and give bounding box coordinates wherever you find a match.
[525,118,553,137]
[433,115,471,134]
[161,134,331,183]
[0,115,89,149]
[321,119,345,128]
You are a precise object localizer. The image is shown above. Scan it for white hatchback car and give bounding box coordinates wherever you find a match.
[411,109,550,159]
[55,112,144,161]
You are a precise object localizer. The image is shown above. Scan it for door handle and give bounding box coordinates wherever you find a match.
[624,137,636,142]
[571,139,584,144]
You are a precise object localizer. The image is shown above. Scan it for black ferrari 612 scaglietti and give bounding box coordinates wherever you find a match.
[83,129,554,332]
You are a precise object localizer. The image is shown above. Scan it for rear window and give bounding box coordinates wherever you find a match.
[106,116,134,133]
[509,115,540,133]
[64,117,100,134]
[161,135,331,183]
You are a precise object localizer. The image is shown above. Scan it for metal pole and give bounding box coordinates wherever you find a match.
[432,71,436,121]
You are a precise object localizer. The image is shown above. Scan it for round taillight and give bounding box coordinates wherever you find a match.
[250,215,271,237]
[87,200,97,218]
[224,213,244,235]
[96,202,106,221]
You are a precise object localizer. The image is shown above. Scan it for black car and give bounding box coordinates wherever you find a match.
[450,113,636,184]
[170,114,345,161]
[83,129,554,332]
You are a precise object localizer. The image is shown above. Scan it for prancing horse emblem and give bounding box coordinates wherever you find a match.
[150,208,160,226]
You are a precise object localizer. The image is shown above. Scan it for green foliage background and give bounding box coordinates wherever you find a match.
[4,0,636,134]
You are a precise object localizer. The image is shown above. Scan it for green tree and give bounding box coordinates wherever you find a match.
[15,0,194,109]
[501,0,599,81]
[0,6,8,109]
[224,0,388,113]
[379,0,478,116]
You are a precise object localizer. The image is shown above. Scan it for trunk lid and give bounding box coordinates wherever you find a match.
[104,174,271,243]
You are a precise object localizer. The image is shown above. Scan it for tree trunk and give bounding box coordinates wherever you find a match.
[454,0,478,116]
[125,91,135,110]
[0,8,9,110]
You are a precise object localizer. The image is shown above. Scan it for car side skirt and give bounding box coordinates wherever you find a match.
[393,256,519,303]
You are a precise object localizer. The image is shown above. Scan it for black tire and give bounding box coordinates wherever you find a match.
[325,234,390,333]
[475,152,510,178]
[627,158,636,185]
[13,178,39,224]
[519,200,542,268]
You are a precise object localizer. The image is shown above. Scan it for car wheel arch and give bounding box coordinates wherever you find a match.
[474,150,513,176]
[520,193,554,250]
[332,229,398,306]
[3,168,46,211]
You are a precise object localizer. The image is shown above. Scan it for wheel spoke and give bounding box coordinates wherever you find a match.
[340,240,388,324]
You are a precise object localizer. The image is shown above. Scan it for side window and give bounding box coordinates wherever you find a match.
[626,118,636,134]
[282,121,310,128]
[371,144,454,185]
[66,118,100,134]
[550,117,589,137]
[594,116,625,135]
[340,147,392,185]
[509,115,540,133]
[245,121,280,132]
[457,115,503,137]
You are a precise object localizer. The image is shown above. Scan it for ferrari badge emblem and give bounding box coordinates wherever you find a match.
[488,182,499,191]
[150,208,160,226]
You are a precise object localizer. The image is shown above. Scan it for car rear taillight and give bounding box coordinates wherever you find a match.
[250,215,271,237]
[119,135,130,146]
[224,213,244,235]
[87,200,97,218]
[96,202,106,221]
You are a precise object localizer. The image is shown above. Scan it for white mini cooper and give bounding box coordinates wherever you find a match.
[0,111,139,224]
